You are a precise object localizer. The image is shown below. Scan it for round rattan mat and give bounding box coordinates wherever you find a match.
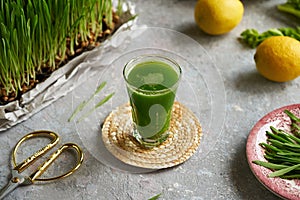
[101,101,202,169]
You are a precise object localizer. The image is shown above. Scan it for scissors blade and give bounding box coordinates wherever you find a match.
[0,170,27,200]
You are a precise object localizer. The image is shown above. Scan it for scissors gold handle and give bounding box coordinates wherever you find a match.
[12,131,60,174]
[0,130,84,199]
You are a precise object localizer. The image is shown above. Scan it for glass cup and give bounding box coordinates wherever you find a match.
[123,54,182,148]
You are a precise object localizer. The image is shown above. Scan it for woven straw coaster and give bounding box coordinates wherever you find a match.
[101,101,202,169]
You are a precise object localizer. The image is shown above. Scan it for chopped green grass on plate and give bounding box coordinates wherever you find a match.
[253,109,300,179]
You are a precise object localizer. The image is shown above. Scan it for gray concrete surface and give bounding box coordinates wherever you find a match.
[1,0,300,199]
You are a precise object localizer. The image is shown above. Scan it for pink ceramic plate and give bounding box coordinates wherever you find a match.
[247,104,300,200]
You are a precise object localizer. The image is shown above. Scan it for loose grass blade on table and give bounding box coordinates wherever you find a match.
[76,92,115,123]
[68,81,107,122]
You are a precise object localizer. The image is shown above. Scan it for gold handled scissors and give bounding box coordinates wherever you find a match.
[0,130,84,200]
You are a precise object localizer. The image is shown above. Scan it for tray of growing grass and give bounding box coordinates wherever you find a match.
[0,0,135,130]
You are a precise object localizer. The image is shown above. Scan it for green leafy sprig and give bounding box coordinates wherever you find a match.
[240,0,300,48]
[240,27,300,48]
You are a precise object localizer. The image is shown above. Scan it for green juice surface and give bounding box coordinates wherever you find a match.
[126,60,179,139]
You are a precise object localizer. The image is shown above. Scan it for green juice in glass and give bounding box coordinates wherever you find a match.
[123,55,181,147]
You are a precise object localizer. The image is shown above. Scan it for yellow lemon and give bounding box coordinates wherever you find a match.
[194,0,244,35]
[254,36,300,82]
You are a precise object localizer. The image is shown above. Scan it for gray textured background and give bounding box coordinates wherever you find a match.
[1,0,300,199]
